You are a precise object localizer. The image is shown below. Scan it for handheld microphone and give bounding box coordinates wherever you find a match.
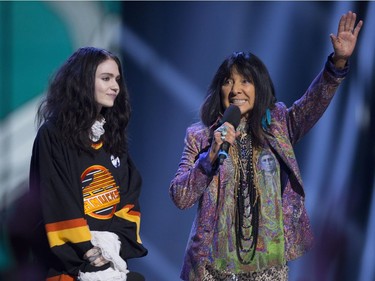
[217,105,241,165]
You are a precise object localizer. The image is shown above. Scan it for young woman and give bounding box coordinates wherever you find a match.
[170,11,362,281]
[29,47,147,281]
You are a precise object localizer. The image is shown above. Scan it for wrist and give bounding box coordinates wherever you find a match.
[331,53,348,69]
[198,151,218,176]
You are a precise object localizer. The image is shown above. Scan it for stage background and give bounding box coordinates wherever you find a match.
[1,2,374,281]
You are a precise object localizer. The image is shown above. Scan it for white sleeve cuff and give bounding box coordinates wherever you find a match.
[79,231,129,281]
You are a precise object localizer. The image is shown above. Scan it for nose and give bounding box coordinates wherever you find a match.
[112,81,120,93]
[231,81,241,94]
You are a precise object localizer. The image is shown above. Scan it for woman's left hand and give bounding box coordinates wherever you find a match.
[330,11,363,68]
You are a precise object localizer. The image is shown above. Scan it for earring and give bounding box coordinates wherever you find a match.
[261,108,271,130]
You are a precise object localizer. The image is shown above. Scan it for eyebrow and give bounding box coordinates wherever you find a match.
[99,72,120,78]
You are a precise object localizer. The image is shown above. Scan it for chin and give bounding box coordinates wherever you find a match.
[240,109,252,117]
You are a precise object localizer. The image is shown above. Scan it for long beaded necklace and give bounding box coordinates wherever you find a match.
[235,128,260,264]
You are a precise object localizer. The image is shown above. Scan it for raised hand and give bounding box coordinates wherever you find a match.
[330,11,363,68]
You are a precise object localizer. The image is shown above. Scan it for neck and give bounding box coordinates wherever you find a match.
[237,117,249,133]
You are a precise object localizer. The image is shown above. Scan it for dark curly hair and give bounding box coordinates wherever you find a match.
[37,47,131,157]
[200,51,277,147]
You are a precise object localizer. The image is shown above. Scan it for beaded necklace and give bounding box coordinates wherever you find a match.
[235,126,260,264]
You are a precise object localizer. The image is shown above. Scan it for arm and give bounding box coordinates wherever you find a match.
[286,11,363,144]
[111,155,148,260]
[30,123,108,275]
[286,56,348,144]
[169,124,216,209]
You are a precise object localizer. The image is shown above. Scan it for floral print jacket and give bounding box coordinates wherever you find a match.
[169,55,348,281]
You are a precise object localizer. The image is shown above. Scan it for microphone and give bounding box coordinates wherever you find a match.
[217,105,241,165]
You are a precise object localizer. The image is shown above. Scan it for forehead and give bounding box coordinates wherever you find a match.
[229,67,242,76]
[227,65,251,79]
[261,154,274,159]
[96,59,119,75]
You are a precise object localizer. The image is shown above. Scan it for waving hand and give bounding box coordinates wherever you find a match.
[330,11,363,68]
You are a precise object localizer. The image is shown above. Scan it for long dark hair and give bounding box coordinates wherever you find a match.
[37,47,131,157]
[200,51,276,147]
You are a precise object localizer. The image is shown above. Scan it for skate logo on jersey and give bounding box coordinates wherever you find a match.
[81,165,120,219]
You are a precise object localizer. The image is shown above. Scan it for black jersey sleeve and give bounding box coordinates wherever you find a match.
[29,122,106,276]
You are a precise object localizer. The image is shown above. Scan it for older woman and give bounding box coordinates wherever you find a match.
[170,11,362,281]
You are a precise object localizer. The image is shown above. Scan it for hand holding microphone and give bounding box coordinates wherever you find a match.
[210,105,241,165]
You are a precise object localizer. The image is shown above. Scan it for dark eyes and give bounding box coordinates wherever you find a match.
[101,76,120,82]
[223,79,233,85]
[223,79,250,86]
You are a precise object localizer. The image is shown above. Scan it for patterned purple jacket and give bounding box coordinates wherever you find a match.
[169,56,348,281]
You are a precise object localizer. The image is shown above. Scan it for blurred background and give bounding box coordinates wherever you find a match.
[0,1,374,281]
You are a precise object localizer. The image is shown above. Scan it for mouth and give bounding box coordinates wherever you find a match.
[230,99,247,106]
[107,93,118,99]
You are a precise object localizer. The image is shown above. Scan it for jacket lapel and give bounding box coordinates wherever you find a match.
[264,121,305,197]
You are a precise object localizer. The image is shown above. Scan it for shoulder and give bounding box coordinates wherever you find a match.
[186,121,209,135]
[273,102,287,111]
[184,122,211,150]
[36,120,59,136]
[34,120,63,147]
[270,102,288,121]
[185,122,210,140]
[265,102,290,135]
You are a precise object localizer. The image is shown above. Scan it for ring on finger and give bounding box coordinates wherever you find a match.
[216,125,227,134]
[218,125,228,136]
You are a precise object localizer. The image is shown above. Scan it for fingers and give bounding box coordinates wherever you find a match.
[344,11,353,32]
[208,122,237,163]
[338,11,353,34]
[329,33,337,44]
[214,122,236,145]
[339,11,362,35]
[332,10,363,61]
[346,11,359,34]
[348,11,356,31]
[90,255,110,267]
[84,246,101,260]
[337,12,346,35]
[353,19,363,37]
[84,246,109,267]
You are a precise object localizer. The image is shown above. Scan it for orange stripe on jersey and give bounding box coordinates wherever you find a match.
[45,218,91,248]
[115,204,142,243]
[47,225,91,247]
[47,274,75,281]
[91,141,103,150]
[46,218,87,232]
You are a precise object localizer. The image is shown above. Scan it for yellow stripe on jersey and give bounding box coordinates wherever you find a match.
[115,204,142,243]
[45,218,91,247]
